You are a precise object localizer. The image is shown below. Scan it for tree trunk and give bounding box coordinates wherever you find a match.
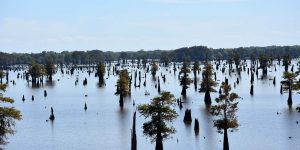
[131,112,137,150]
[250,85,253,95]
[204,90,212,105]
[181,86,186,96]
[155,131,163,150]
[262,67,267,76]
[223,128,229,150]
[119,92,124,107]
[288,86,292,105]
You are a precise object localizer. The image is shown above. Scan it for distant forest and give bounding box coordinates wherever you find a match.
[1,45,300,65]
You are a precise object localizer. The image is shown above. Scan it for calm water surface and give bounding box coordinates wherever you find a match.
[4,61,300,150]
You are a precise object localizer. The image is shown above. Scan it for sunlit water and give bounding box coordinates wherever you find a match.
[4,60,300,150]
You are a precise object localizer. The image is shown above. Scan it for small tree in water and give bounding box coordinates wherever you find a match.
[28,62,46,86]
[115,69,130,107]
[151,61,158,78]
[192,61,200,78]
[138,92,178,150]
[281,72,300,105]
[179,60,193,96]
[282,55,291,72]
[210,81,240,150]
[96,62,106,86]
[199,62,218,105]
[0,84,22,147]
[45,57,55,81]
[258,54,269,76]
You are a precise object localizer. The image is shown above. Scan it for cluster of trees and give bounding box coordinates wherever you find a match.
[1,45,300,66]
[28,60,56,86]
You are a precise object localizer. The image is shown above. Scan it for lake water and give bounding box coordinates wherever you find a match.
[3,60,300,150]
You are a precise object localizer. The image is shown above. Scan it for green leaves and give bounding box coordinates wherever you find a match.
[0,84,7,91]
[151,62,158,77]
[116,69,130,96]
[179,61,193,88]
[199,62,217,93]
[96,62,106,84]
[210,82,240,132]
[0,97,14,103]
[281,71,300,91]
[138,92,178,142]
[0,84,22,146]
[28,62,46,79]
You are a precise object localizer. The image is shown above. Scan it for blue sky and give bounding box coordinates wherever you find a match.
[0,0,299,53]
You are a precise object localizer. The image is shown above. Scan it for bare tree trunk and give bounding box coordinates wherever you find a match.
[155,131,163,150]
[119,92,124,107]
[288,86,292,105]
[131,112,137,150]
[204,90,212,105]
[181,85,187,96]
[223,128,229,150]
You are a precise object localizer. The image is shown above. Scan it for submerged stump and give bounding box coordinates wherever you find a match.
[183,109,192,123]
[194,118,200,135]
[49,107,55,121]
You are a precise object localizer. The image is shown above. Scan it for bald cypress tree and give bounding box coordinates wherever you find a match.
[45,58,55,81]
[199,62,218,105]
[138,92,178,150]
[115,69,130,107]
[96,62,106,86]
[281,72,300,105]
[0,84,22,146]
[180,61,193,96]
[151,62,158,78]
[211,82,240,150]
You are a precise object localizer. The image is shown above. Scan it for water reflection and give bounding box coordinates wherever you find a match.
[4,60,300,150]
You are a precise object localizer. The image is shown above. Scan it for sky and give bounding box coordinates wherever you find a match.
[0,0,300,53]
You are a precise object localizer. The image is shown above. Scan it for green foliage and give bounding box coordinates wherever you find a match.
[138,92,178,143]
[210,82,240,133]
[199,62,217,93]
[151,62,158,77]
[179,61,193,95]
[281,72,300,91]
[45,58,56,80]
[28,62,46,80]
[258,54,269,69]
[116,69,130,96]
[96,62,106,84]
[192,61,200,74]
[2,46,300,65]
[0,84,22,146]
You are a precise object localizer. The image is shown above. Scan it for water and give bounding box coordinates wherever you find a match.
[3,61,300,150]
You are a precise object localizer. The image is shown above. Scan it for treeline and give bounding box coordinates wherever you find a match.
[1,45,300,66]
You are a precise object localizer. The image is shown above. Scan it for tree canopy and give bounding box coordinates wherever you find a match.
[138,91,178,150]
[2,46,300,66]
[0,84,22,146]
